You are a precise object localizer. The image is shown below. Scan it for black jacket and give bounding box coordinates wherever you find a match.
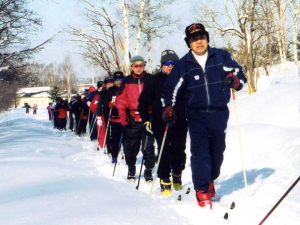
[97,86,122,124]
[138,70,186,125]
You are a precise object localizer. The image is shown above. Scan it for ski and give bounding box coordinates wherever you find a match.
[177,187,191,201]
[213,201,235,220]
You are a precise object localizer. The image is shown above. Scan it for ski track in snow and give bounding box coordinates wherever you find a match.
[0,63,300,225]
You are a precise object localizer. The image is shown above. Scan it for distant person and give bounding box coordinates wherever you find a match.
[97,72,124,163]
[55,98,69,130]
[47,103,53,120]
[69,95,81,132]
[24,103,31,114]
[32,104,38,115]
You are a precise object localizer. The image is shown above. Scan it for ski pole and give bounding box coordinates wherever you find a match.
[258,176,300,225]
[102,108,113,153]
[112,132,124,176]
[231,89,248,189]
[136,132,151,190]
[150,125,169,195]
[135,156,145,190]
[88,114,97,139]
[102,97,116,153]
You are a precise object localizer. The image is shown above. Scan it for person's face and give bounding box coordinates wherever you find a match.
[161,61,176,75]
[189,35,208,56]
[131,61,145,75]
[114,79,122,87]
[105,82,114,89]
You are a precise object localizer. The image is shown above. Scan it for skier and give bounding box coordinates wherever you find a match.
[55,98,69,130]
[69,95,81,132]
[24,103,31,114]
[87,83,103,141]
[97,72,124,163]
[115,56,155,181]
[47,103,53,120]
[32,104,38,115]
[161,23,247,207]
[138,50,187,196]
[76,90,89,136]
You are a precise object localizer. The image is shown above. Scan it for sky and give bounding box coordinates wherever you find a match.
[26,0,245,81]
[28,0,197,80]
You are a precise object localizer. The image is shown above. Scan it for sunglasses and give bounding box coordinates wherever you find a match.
[132,64,145,68]
[163,60,176,67]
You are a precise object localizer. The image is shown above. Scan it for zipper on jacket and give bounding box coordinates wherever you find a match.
[203,72,211,109]
[138,78,141,94]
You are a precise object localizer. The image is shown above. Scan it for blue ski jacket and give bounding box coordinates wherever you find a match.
[162,47,247,111]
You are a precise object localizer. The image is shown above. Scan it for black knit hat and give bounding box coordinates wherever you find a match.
[113,71,124,81]
[104,76,114,84]
[160,49,179,65]
[97,80,104,88]
[184,23,209,47]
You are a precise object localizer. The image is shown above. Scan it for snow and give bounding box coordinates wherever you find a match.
[1,63,300,225]
[17,87,51,97]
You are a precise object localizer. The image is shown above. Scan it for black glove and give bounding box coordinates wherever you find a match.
[162,106,176,126]
[225,72,243,91]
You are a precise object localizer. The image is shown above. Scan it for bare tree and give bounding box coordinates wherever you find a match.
[60,56,76,101]
[130,0,176,72]
[273,0,288,63]
[0,0,53,112]
[119,0,131,73]
[70,1,125,76]
[288,0,300,64]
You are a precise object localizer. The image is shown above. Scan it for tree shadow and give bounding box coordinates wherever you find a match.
[217,168,275,197]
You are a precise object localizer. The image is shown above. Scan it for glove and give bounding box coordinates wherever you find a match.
[144,121,153,135]
[162,106,176,126]
[108,96,116,109]
[96,116,102,126]
[225,73,243,91]
[108,102,114,109]
[87,101,91,107]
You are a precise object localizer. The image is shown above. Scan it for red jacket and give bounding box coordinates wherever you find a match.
[115,72,151,125]
[89,93,100,114]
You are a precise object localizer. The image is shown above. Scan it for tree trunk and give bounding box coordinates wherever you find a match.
[276,0,287,63]
[293,8,300,64]
[135,1,145,55]
[121,0,130,74]
[145,0,152,72]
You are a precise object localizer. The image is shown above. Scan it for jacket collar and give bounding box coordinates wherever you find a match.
[131,71,146,79]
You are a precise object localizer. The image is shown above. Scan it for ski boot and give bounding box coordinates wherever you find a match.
[196,190,212,209]
[209,181,216,198]
[144,168,153,182]
[127,166,136,181]
[172,172,183,191]
[160,178,172,196]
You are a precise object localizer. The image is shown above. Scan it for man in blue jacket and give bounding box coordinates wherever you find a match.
[161,23,247,208]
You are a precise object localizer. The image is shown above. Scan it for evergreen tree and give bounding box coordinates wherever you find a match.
[49,86,62,101]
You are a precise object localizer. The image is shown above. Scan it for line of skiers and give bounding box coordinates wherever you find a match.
[49,22,247,209]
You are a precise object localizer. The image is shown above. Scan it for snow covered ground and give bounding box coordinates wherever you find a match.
[0,63,300,225]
